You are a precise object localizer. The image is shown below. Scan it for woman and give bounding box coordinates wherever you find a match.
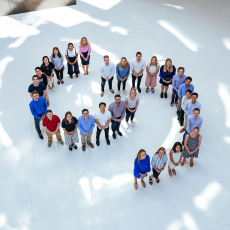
[79,37,91,75]
[65,43,80,79]
[149,147,168,184]
[181,127,202,167]
[62,111,79,150]
[50,47,64,85]
[133,149,151,190]
[145,56,160,93]
[159,58,176,99]
[116,57,130,95]
[125,88,139,128]
[41,56,55,93]
[168,142,183,176]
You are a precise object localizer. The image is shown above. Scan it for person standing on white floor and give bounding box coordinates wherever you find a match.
[125,88,139,129]
[131,52,146,93]
[100,55,115,97]
[184,92,201,117]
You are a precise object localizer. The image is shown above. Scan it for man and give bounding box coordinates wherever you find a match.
[42,110,64,147]
[178,77,194,113]
[131,52,146,93]
[100,55,115,97]
[35,67,49,106]
[183,108,203,142]
[28,75,46,99]
[29,90,47,139]
[171,67,186,108]
[108,94,126,139]
[184,92,201,116]
[94,102,112,146]
[78,109,95,151]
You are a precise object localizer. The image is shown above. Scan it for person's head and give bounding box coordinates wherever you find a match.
[32,75,39,84]
[150,56,158,67]
[114,94,121,105]
[177,67,185,77]
[185,76,192,86]
[46,110,53,120]
[32,90,39,101]
[191,92,198,103]
[172,142,182,153]
[99,102,106,112]
[186,89,192,99]
[52,47,61,58]
[35,67,42,76]
[136,149,147,163]
[129,87,137,97]
[193,108,200,119]
[82,109,89,119]
[155,147,166,158]
[119,57,129,70]
[192,127,200,136]
[103,55,109,65]
[64,111,74,124]
[136,52,142,61]
[68,43,74,50]
[42,56,49,65]
[163,58,173,72]
[79,37,89,46]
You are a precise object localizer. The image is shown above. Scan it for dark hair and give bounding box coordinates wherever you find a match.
[64,111,74,125]
[46,109,53,114]
[136,51,142,56]
[172,142,182,153]
[82,109,89,114]
[68,43,74,48]
[115,94,121,99]
[193,108,200,113]
[52,47,61,58]
[186,89,192,94]
[185,76,192,82]
[32,75,38,80]
[192,92,198,98]
[35,67,42,71]
[99,102,106,107]
[42,56,50,68]
[177,67,185,72]
[32,90,39,95]
[103,55,109,59]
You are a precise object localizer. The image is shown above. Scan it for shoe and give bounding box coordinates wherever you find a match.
[116,130,122,136]
[168,168,172,177]
[47,100,50,107]
[96,139,100,146]
[59,140,64,145]
[134,183,138,190]
[180,128,185,133]
[61,81,64,84]
[48,88,51,94]
[172,169,176,175]
[117,90,120,94]
[181,160,185,166]
[39,134,43,139]
[106,139,110,145]
[170,102,174,107]
[160,92,163,98]
[112,133,116,139]
[82,145,86,151]
[87,143,94,148]
[69,145,72,151]
[126,122,129,129]
[52,87,55,92]
[100,92,104,97]
[137,87,141,93]
[48,142,52,147]
[141,181,146,188]
[190,160,194,167]
[72,144,77,149]
[58,82,60,85]
[110,89,115,94]
[151,88,154,93]
[76,74,79,78]
[131,121,135,127]
[164,93,167,98]
[175,102,178,107]
[146,88,149,93]
[70,75,73,79]
[123,90,127,95]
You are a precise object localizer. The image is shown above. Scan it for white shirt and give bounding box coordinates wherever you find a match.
[147,63,160,73]
[131,58,146,76]
[181,95,188,110]
[94,110,112,129]
[100,62,115,79]
[65,48,78,57]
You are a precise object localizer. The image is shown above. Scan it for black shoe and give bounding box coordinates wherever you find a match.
[96,139,100,146]
[164,93,167,98]
[146,88,149,93]
[112,133,116,139]
[117,130,123,136]
[160,92,163,98]
[137,87,141,93]
[73,144,77,149]
[69,145,72,151]
[39,134,43,139]
[106,139,110,145]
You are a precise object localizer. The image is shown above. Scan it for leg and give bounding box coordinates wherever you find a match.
[55,128,62,141]
[125,108,131,122]
[134,176,138,190]
[168,165,172,176]
[101,77,106,92]
[165,86,169,93]
[60,67,64,81]
[67,63,73,76]
[117,81,121,91]
[130,110,136,121]
[81,133,86,145]
[137,75,142,88]
[86,64,89,73]
[115,121,121,132]
[108,77,113,90]
[161,84,164,93]
[74,61,80,75]
[96,126,102,140]
[104,127,109,140]
[50,77,54,88]
[86,132,93,144]
[183,114,188,129]
[175,92,179,103]
[54,69,60,82]
[177,98,181,113]
[183,129,188,142]
[34,117,42,135]
[46,131,53,143]
[123,79,127,90]
[111,120,116,134]
[132,74,136,88]
[171,88,176,103]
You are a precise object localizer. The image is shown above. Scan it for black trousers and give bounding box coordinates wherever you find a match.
[101,77,113,92]
[178,109,184,126]
[54,67,64,80]
[118,79,127,90]
[34,117,42,135]
[132,74,142,88]
[125,107,136,122]
[96,126,109,140]
[152,168,160,179]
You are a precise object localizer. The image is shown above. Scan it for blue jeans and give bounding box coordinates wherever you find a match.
[171,88,178,103]
[183,129,189,141]
[111,120,121,133]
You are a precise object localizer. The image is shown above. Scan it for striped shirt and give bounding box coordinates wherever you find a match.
[151,154,168,170]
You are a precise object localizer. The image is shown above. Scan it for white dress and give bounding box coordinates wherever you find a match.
[168,151,181,169]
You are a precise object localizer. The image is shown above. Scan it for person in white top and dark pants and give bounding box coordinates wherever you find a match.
[100,55,115,97]
[94,102,112,146]
[131,52,146,93]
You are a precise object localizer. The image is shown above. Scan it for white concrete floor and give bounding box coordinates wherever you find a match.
[0,0,230,229]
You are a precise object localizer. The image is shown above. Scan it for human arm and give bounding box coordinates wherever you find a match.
[79,46,83,57]
[63,128,72,137]
[43,126,53,134]
[178,85,182,98]
[87,43,91,56]
[169,150,177,166]
[160,162,167,172]
[186,116,192,133]
[121,103,126,120]
[134,158,141,175]
[184,101,189,116]
[103,118,111,129]
[108,104,116,121]
[65,55,70,64]
[29,93,33,99]
[176,151,183,166]
[30,103,42,119]
[74,52,78,63]
[134,98,139,112]
[53,123,60,134]
[78,119,87,135]
[60,55,64,69]
[184,134,191,154]
[190,135,202,154]
[172,75,177,91]
[89,117,95,134]
[100,65,106,79]
[109,63,115,79]
[42,97,47,115]
[116,65,121,81]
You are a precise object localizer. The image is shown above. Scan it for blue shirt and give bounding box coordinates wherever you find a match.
[78,115,95,135]
[133,155,151,178]
[178,83,194,98]
[29,96,47,119]
[116,63,130,81]
[28,83,46,97]
[186,115,203,133]
[184,99,201,116]
[151,154,168,170]
[172,74,187,91]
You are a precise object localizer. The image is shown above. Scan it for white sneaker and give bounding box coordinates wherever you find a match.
[48,88,51,94]
[131,121,135,127]
[123,90,127,95]
[52,87,55,92]
[100,92,104,97]
[126,122,129,129]
[117,90,120,94]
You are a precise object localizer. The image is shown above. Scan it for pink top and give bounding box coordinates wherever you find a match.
[79,43,91,57]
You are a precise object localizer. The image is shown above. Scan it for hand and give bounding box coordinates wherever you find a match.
[106,77,110,81]
[101,126,105,130]
[136,73,139,77]
[56,68,60,70]
[42,115,45,119]
[69,62,73,65]
[118,119,122,122]
[150,77,153,79]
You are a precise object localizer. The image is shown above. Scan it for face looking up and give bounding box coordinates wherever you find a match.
[82,111,89,119]
[166,60,171,68]
[44,57,49,64]
[186,91,192,99]
[33,77,39,84]
[151,58,156,65]
[175,145,181,152]
[140,151,146,160]
[35,69,42,76]
[185,79,191,86]
[46,112,53,120]
[158,150,164,158]
[32,93,39,101]
[136,54,141,62]
[67,114,72,122]
[193,110,200,119]
[104,58,109,65]
[99,104,106,113]
[54,49,58,56]
[68,44,73,51]
[192,128,199,136]
[178,69,184,77]
[191,94,198,103]
[121,59,127,66]
[115,96,121,105]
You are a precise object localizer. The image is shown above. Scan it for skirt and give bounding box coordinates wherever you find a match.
[183,148,199,159]
[159,78,172,86]
[80,51,90,65]
[64,131,79,146]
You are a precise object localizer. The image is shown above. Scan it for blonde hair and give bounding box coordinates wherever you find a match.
[119,57,129,70]
[163,58,173,72]
[149,56,158,68]
[129,87,137,96]
[155,147,166,156]
[136,149,146,163]
[79,37,89,47]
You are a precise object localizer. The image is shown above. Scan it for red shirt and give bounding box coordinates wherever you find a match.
[42,115,60,132]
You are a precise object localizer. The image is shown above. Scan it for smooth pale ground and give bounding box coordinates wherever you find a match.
[0,0,230,229]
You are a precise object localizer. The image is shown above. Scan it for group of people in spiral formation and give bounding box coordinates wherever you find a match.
[27,37,203,190]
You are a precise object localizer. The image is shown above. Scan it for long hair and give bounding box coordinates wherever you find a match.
[64,111,75,125]
[136,149,146,163]
[119,57,129,70]
[79,37,89,47]
[171,142,182,153]
[163,58,173,72]
[52,47,61,58]
[129,87,137,96]
[42,56,50,68]
[154,147,166,155]
[149,56,158,68]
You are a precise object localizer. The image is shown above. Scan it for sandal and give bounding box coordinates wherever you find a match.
[190,160,194,167]
[172,169,176,175]
[57,82,60,85]
[156,179,160,183]
[134,183,138,190]
[141,181,146,188]
[86,70,89,75]
[181,160,185,166]
[168,168,172,177]
[149,176,153,185]
[61,81,64,84]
